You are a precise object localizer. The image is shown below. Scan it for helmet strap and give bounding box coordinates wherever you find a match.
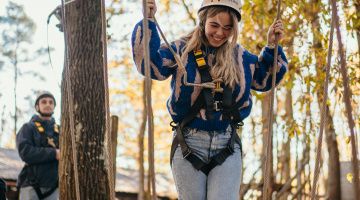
[39,111,53,117]
[36,106,53,117]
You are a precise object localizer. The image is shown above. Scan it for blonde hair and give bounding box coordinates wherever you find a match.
[181,6,240,88]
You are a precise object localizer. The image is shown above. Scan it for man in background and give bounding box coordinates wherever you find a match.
[16,91,60,200]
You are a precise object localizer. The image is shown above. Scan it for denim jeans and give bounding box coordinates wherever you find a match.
[19,186,59,200]
[171,126,242,200]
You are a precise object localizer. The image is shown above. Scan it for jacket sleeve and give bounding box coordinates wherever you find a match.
[131,19,179,80]
[251,46,288,92]
[16,123,57,165]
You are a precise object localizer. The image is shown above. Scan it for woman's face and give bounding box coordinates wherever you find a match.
[204,12,233,47]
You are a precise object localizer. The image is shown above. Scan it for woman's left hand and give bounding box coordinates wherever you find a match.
[267,20,284,46]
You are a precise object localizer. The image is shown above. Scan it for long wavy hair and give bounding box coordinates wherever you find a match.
[181,6,240,88]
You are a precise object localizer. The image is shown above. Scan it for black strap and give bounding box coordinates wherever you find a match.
[198,66,215,120]
[170,124,241,175]
[221,86,233,121]
[33,182,58,200]
[194,49,215,120]
[25,164,57,199]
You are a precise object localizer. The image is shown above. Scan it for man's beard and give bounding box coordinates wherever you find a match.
[39,110,53,117]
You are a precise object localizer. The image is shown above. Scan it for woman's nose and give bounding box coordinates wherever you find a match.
[215,28,224,36]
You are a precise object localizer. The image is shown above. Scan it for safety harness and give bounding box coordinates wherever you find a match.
[27,120,59,199]
[170,49,244,175]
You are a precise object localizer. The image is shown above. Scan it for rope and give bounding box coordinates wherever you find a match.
[60,0,81,199]
[331,0,360,197]
[142,1,157,199]
[262,0,282,199]
[310,0,335,198]
[46,6,63,89]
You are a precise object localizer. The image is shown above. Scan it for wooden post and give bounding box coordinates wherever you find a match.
[111,115,119,190]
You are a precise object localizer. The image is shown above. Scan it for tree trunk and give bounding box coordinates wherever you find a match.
[111,116,119,191]
[138,80,146,200]
[278,89,291,200]
[333,0,360,196]
[13,59,17,140]
[59,0,113,199]
[278,32,296,199]
[13,40,19,142]
[303,77,312,199]
[261,94,273,198]
[355,1,360,59]
[309,0,341,198]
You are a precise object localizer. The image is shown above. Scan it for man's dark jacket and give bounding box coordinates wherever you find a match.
[16,115,59,188]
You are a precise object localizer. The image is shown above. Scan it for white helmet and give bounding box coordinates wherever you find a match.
[198,0,242,21]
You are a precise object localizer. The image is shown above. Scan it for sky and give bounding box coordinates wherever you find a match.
[0,0,64,146]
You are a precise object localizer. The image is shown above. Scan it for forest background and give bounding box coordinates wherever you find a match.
[0,0,359,199]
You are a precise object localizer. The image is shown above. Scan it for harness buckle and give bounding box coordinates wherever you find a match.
[183,149,192,159]
[214,101,222,111]
[170,121,178,130]
[213,81,224,93]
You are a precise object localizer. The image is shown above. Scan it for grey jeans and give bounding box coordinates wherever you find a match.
[171,126,242,200]
[19,186,59,200]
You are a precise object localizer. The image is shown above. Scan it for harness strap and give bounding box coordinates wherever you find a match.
[222,86,234,121]
[194,49,215,120]
[170,124,242,175]
[169,49,244,175]
[33,182,58,200]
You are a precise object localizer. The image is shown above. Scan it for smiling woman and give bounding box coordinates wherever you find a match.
[131,0,288,199]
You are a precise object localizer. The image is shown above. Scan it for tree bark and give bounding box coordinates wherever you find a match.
[261,93,274,198]
[278,89,291,200]
[354,1,360,59]
[309,0,341,198]
[111,116,119,191]
[138,80,146,200]
[59,0,113,199]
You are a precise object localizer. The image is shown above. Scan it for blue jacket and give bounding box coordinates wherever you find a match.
[16,115,59,188]
[132,20,288,131]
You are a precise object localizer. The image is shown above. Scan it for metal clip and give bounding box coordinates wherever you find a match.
[182,149,192,159]
[213,79,224,93]
[214,101,222,111]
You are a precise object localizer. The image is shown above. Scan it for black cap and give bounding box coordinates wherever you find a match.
[35,91,56,107]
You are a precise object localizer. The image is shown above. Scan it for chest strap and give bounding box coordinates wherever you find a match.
[194,49,215,120]
[32,121,59,148]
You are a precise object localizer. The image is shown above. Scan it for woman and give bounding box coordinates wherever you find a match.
[132,0,287,199]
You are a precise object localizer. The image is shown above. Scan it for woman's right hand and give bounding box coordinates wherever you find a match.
[144,0,157,19]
